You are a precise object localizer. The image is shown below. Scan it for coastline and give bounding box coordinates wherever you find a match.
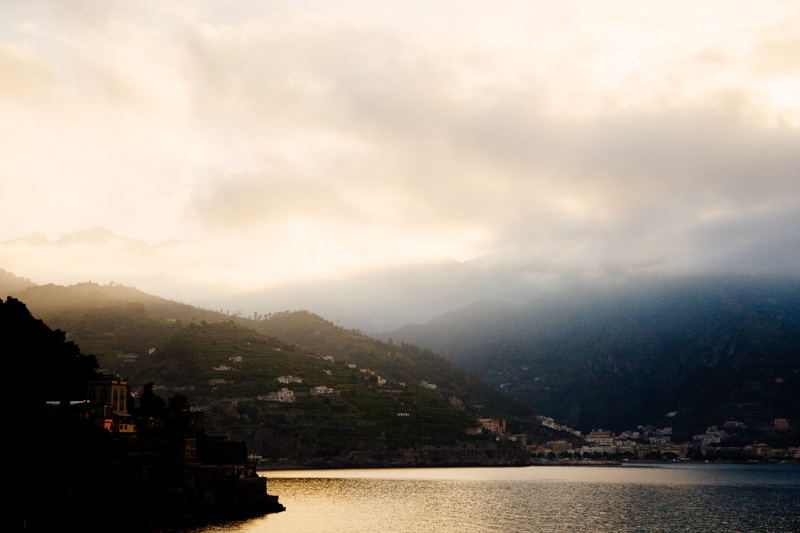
[258,457,800,472]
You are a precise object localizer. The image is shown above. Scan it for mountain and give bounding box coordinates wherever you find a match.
[3,276,536,465]
[208,255,554,332]
[0,268,35,294]
[0,228,577,331]
[382,275,800,439]
[53,226,150,248]
[0,227,202,309]
[1,231,50,246]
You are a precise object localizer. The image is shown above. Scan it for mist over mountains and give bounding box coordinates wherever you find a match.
[381,274,800,437]
[1,227,599,331]
[4,224,800,439]
[9,226,796,333]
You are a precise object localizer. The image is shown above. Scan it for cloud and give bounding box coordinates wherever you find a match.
[1,0,800,310]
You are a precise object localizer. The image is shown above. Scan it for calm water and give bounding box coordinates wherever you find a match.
[181,464,800,532]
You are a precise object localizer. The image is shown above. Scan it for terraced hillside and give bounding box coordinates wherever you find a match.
[2,276,535,464]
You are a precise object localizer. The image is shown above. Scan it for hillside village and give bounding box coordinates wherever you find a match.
[137,341,800,466]
[533,416,800,462]
[135,334,800,465]
[136,346,534,467]
[86,367,800,467]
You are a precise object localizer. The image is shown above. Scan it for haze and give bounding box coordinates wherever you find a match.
[2,1,800,329]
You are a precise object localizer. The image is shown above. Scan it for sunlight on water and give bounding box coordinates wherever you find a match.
[179,465,800,533]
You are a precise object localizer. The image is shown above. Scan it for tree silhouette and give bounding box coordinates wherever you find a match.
[2,296,98,414]
[137,381,166,419]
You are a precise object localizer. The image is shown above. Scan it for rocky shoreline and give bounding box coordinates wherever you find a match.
[148,464,285,530]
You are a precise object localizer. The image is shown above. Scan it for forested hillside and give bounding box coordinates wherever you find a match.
[2,273,535,464]
[384,275,800,438]
[251,310,532,418]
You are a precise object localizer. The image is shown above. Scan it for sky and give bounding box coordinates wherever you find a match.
[2,1,800,321]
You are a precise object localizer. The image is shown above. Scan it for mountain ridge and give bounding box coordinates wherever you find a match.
[1,270,538,465]
[381,274,800,438]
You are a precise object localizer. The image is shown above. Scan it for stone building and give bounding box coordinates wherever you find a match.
[87,375,129,417]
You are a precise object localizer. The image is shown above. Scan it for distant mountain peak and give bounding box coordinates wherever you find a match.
[1,231,50,246]
[0,268,37,294]
[42,227,152,250]
[55,226,123,246]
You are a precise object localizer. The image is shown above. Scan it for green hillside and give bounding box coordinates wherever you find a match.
[251,310,532,419]
[137,319,484,457]
[2,275,535,464]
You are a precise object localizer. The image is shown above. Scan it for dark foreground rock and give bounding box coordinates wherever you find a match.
[2,296,284,533]
[8,416,284,533]
[150,466,285,530]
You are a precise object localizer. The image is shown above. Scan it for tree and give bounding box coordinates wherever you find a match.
[2,296,98,412]
[137,382,166,419]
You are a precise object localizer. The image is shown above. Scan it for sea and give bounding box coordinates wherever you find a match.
[178,463,800,532]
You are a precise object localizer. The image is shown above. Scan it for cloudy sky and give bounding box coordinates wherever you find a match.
[2,0,800,310]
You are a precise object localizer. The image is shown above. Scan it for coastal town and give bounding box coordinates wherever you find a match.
[86,368,798,468]
[129,345,800,467]
[527,416,800,463]
[42,372,285,528]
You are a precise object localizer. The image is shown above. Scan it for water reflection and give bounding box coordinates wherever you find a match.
[180,465,800,533]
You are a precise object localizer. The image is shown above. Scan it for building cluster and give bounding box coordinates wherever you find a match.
[528,418,800,461]
[67,371,800,467]
[259,388,296,403]
[477,418,506,434]
[72,375,135,434]
[538,415,582,437]
[310,385,337,396]
[53,374,186,443]
[54,373,285,524]
[464,418,528,446]
[261,357,410,405]
[686,419,800,460]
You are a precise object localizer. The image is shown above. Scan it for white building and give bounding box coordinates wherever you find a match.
[261,388,296,403]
